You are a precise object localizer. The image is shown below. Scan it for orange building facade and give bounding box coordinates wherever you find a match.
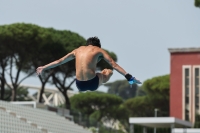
[169,48,200,123]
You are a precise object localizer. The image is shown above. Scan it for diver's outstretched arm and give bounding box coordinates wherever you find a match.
[100,49,141,84]
[36,50,76,75]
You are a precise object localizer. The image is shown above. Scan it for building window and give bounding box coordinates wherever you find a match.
[196,96,199,104]
[195,68,199,91]
[196,87,199,95]
[185,68,190,99]
[196,104,199,110]
[185,109,189,121]
[195,68,200,112]
[185,96,189,104]
[184,67,190,121]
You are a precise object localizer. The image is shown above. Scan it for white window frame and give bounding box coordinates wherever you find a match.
[192,65,200,123]
[182,65,192,121]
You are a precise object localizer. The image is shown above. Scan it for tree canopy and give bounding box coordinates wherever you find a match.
[0,23,45,100]
[70,92,125,122]
[195,0,200,8]
[124,74,170,117]
[105,80,138,100]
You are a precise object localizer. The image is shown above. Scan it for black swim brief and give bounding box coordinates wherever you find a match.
[76,75,99,91]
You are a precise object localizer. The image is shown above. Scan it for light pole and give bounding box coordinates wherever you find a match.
[154,108,158,133]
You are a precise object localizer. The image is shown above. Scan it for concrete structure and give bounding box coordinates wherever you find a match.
[173,128,200,133]
[168,47,200,123]
[129,117,192,133]
[0,100,91,133]
[6,83,78,107]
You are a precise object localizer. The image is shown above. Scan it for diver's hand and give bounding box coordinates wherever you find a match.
[36,66,44,76]
[125,73,142,84]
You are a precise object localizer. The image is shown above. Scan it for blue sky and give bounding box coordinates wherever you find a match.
[0,0,200,92]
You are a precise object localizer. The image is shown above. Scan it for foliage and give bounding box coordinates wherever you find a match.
[136,86,146,96]
[124,96,154,117]
[105,80,138,100]
[70,92,123,120]
[98,125,125,133]
[70,92,128,126]
[0,86,32,101]
[124,74,170,117]
[142,74,170,116]
[0,39,9,100]
[0,23,42,100]
[142,75,169,94]
[195,0,200,8]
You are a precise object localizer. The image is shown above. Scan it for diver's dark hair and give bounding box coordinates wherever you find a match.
[86,36,101,48]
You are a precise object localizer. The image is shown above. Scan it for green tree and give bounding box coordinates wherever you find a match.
[0,29,10,100]
[70,92,125,126]
[124,96,154,117]
[0,23,39,101]
[0,86,32,101]
[0,23,73,102]
[136,86,146,96]
[195,0,200,8]
[142,74,170,116]
[105,80,138,100]
[124,74,170,117]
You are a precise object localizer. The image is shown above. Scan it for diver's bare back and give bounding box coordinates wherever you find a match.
[75,45,101,81]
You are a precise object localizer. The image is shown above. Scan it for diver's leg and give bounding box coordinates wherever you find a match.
[96,69,113,85]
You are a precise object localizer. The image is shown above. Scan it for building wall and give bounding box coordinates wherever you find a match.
[170,52,200,123]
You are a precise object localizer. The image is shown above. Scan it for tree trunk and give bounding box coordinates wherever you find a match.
[11,88,16,101]
[39,83,45,103]
[0,68,6,100]
[38,73,52,103]
[0,79,5,100]
[63,90,71,110]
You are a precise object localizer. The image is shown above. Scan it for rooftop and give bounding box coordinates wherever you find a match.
[168,47,200,53]
[129,117,193,128]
